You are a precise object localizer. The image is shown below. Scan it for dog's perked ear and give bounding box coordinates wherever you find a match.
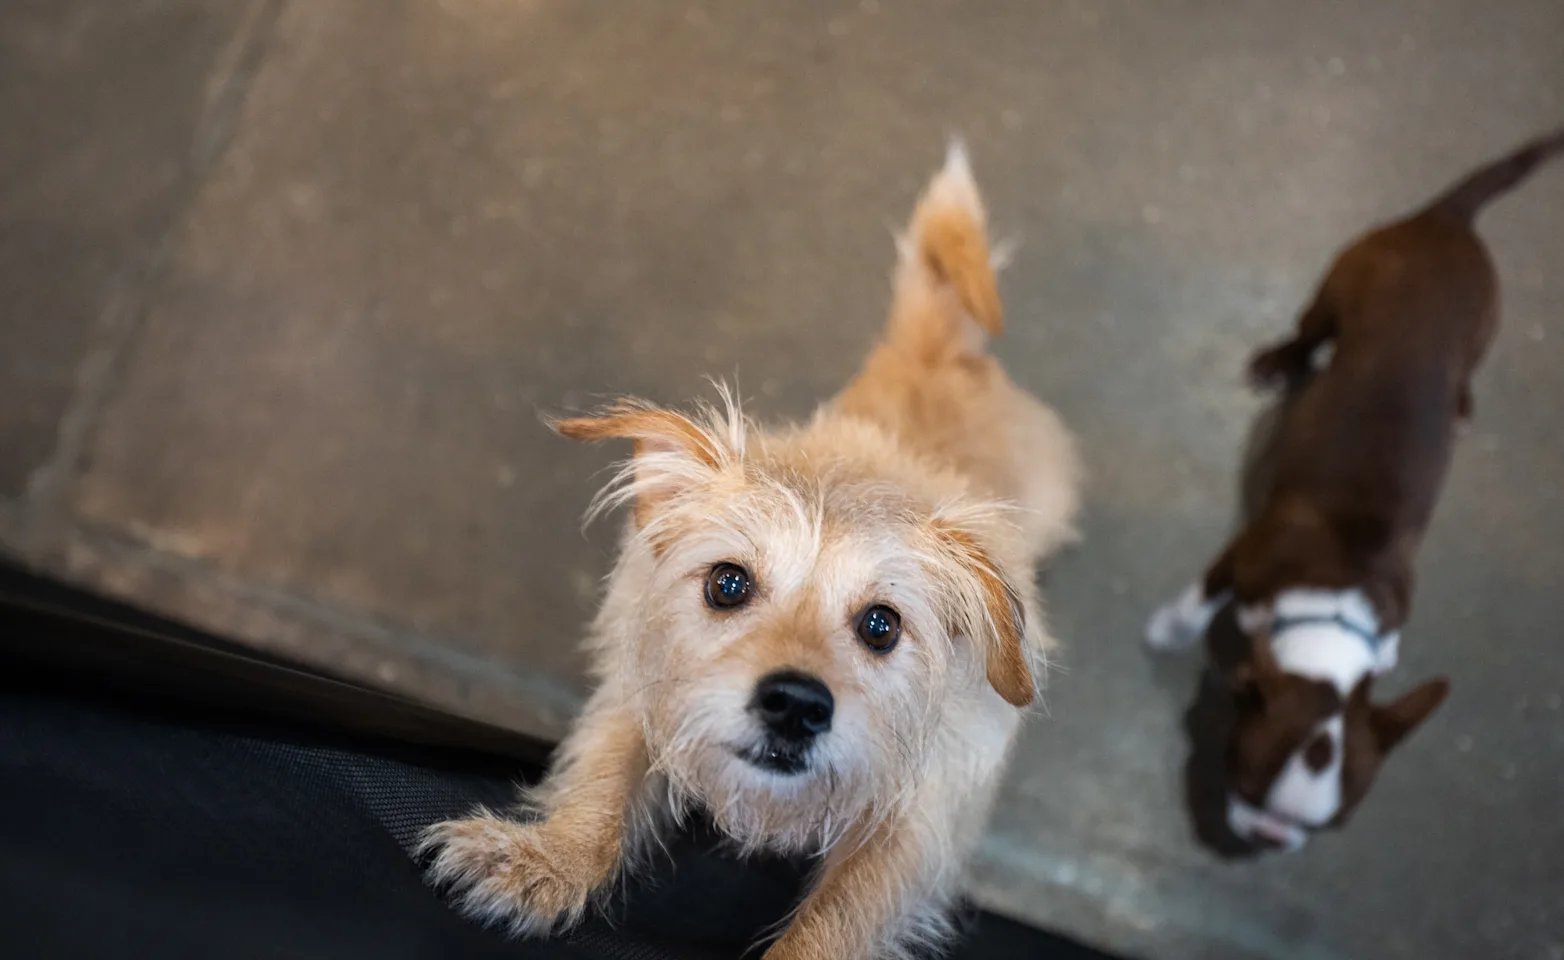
[937,526,1035,707]
[1370,677,1450,752]
[550,399,738,529]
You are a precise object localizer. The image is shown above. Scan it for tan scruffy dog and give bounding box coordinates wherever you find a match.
[421,144,1081,960]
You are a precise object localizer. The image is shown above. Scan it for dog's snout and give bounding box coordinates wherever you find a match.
[752,671,834,741]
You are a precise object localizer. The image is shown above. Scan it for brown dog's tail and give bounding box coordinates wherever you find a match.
[881,141,1006,362]
[1427,126,1564,222]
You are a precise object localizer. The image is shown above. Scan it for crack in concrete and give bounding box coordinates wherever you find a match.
[17,0,287,554]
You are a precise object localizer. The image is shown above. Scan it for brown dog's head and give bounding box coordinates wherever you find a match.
[1225,632,1448,851]
[554,392,1046,853]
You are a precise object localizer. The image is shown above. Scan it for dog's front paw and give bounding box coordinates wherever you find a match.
[1145,599,1200,651]
[421,813,601,937]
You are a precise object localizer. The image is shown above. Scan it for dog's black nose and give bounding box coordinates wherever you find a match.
[752,671,834,741]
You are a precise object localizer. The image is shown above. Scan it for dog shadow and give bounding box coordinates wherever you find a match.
[1178,371,1312,859]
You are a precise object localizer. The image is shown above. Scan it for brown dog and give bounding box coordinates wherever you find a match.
[420,145,1081,957]
[1147,128,1564,851]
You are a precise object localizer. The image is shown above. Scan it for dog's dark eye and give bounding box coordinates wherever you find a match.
[705,563,752,610]
[855,605,902,653]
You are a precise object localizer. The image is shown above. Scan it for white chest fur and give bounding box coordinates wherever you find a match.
[1262,588,1397,692]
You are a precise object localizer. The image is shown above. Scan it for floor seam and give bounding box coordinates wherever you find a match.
[45,512,587,731]
[14,0,288,555]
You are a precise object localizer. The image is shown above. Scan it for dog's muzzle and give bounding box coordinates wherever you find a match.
[744,670,833,774]
[1228,795,1309,853]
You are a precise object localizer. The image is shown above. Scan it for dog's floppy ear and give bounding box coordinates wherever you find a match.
[1231,633,1286,704]
[1370,677,1449,752]
[939,526,1034,707]
[552,399,732,528]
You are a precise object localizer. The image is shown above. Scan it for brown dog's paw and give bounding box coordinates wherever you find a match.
[420,812,601,937]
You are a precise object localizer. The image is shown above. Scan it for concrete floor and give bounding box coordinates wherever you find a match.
[3,2,1562,957]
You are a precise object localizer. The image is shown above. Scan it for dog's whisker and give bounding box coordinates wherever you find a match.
[620,675,698,708]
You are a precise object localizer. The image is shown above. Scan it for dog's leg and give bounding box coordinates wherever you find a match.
[1249,298,1337,389]
[1146,546,1235,651]
[421,702,649,937]
[762,811,954,960]
[1146,581,1230,650]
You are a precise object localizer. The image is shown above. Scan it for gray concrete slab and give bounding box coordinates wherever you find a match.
[3,2,1563,959]
[0,0,268,500]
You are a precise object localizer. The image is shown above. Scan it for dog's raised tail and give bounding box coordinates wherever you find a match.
[1428,126,1564,222]
[883,141,1005,361]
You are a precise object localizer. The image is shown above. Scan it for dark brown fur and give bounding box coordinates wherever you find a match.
[1209,128,1564,623]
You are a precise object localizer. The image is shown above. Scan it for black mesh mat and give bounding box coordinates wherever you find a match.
[0,563,1120,960]
[0,694,800,960]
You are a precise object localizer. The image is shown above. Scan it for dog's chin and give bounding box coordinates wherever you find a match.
[734,739,813,776]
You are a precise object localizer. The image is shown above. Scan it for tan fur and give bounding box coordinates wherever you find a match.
[554,403,728,530]
[940,525,1033,707]
[422,144,1081,959]
[833,147,1079,560]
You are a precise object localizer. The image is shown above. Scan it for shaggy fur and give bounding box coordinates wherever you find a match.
[421,144,1081,959]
